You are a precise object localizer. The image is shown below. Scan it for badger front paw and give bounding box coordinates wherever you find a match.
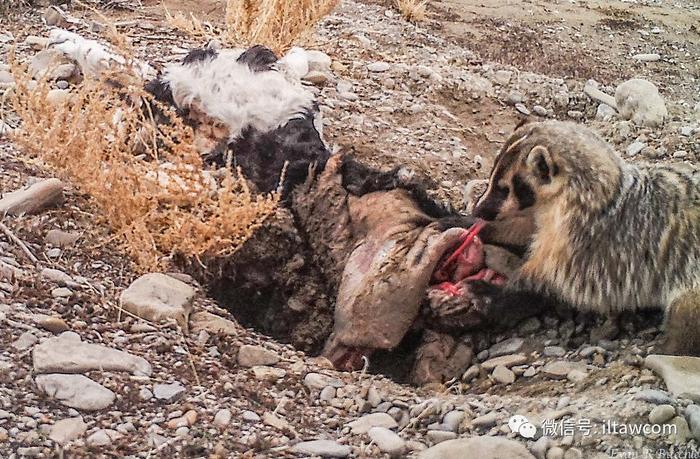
[425,280,546,332]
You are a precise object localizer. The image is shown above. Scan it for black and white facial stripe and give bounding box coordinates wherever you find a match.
[473,128,556,221]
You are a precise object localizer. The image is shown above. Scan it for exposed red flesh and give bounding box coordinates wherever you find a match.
[434,281,463,296]
[431,220,508,296]
[445,220,486,265]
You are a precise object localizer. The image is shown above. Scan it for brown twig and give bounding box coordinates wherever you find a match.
[178,328,202,387]
[0,220,39,264]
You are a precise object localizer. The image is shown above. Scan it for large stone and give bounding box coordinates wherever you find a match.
[634,389,673,405]
[596,103,617,121]
[33,331,152,376]
[252,366,286,381]
[471,412,499,428]
[367,62,391,72]
[489,338,524,358]
[0,178,64,216]
[649,404,675,424]
[542,361,586,380]
[279,47,309,79]
[442,411,465,432]
[190,311,239,335]
[304,372,345,391]
[291,439,351,457]
[645,355,700,400]
[530,436,551,459]
[49,417,87,445]
[46,88,72,106]
[686,404,700,440]
[0,70,14,85]
[29,49,76,81]
[119,273,195,329]
[303,71,330,86]
[625,141,646,157]
[346,413,398,434]
[213,409,232,428]
[24,35,49,50]
[86,429,122,447]
[481,354,528,370]
[36,315,70,334]
[493,70,513,85]
[306,50,332,73]
[153,381,186,402]
[237,344,280,367]
[35,374,115,411]
[40,268,77,287]
[583,80,617,109]
[632,53,661,62]
[12,332,38,351]
[45,229,80,247]
[419,436,534,459]
[368,426,406,456]
[44,6,70,27]
[493,365,515,384]
[615,79,667,128]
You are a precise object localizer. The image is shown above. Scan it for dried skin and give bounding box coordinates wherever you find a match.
[411,330,474,386]
[326,188,466,353]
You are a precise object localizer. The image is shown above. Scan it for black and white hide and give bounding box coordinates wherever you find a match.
[145,45,330,198]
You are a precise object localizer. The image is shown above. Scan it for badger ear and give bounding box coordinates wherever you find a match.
[525,145,556,183]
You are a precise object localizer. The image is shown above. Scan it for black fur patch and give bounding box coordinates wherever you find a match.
[144,77,193,127]
[512,174,536,210]
[340,157,452,219]
[236,45,279,72]
[534,154,551,183]
[467,280,550,329]
[210,111,329,198]
[182,47,218,65]
[144,78,175,107]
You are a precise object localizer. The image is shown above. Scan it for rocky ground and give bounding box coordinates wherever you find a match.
[1,0,700,458]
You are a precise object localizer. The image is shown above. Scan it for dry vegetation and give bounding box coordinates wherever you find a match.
[164,8,213,39]
[165,0,340,54]
[223,0,340,54]
[8,52,277,272]
[0,0,30,14]
[395,0,427,22]
[3,0,344,272]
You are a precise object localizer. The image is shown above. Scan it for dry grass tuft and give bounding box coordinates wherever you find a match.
[395,0,427,22]
[164,8,212,38]
[0,0,31,15]
[224,0,339,54]
[9,48,277,272]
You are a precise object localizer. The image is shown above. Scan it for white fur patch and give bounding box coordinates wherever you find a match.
[48,29,155,80]
[163,50,317,141]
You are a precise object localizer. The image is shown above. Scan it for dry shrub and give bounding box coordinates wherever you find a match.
[225,0,339,54]
[9,52,278,271]
[164,8,212,38]
[395,0,427,22]
[0,0,31,15]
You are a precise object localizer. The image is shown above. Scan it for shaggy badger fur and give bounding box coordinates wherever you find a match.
[472,120,700,354]
[145,45,330,197]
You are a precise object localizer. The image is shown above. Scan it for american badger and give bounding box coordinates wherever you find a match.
[472,120,700,355]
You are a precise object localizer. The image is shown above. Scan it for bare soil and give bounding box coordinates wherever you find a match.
[434,0,700,91]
